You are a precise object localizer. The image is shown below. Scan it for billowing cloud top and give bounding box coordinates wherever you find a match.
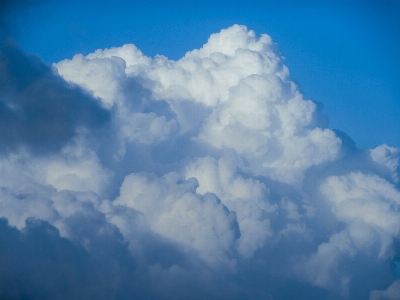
[1,24,399,299]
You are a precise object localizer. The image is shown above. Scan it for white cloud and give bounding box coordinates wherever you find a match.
[296,172,400,295]
[370,280,400,300]
[321,172,400,240]
[114,172,239,267]
[1,24,399,299]
[56,25,341,184]
[370,144,400,183]
[185,155,274,258]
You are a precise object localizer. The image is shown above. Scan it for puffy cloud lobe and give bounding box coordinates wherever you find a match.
[56,46,177,150]
[321,173,400,239]
[296,172,400,297]
[0,137,112,196]
[198,77,341,183]
[185,155,274,258]
[114,172,240,267]
[370,144,400,183]
[1,23,400,299]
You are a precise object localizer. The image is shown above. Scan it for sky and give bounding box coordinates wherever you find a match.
[14,0,400,149]
[1,0,400,299]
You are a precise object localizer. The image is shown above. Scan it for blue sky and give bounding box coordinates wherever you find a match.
[15,0,400,149]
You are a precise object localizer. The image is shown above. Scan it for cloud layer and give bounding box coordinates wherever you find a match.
[1,23,399,299]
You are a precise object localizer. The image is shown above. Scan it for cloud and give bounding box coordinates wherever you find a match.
[0,0,110,154]
[370,280,400,300]
[1,22,400,299]
[0,43,110,154]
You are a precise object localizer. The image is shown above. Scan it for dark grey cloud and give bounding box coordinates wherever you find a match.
[0,43,110,154]
[0,0,109,154]
[0,217,133,300]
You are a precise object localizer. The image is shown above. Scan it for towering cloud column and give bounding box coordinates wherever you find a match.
[0,24,398,299]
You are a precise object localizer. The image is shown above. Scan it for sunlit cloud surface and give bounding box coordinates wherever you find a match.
[0,4,399,297]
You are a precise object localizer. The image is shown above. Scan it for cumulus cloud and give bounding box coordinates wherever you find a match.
[1,19,400,299]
